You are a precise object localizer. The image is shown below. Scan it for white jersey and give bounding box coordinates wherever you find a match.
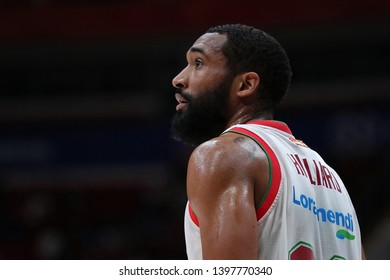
[184,120,362,259]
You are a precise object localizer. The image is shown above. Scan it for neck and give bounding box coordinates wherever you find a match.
[226,109,273,128]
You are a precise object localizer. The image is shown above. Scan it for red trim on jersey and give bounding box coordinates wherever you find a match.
[229,127,282,221]
[188,203,200,227]
[246,120,293,135]
[188,121,284,226]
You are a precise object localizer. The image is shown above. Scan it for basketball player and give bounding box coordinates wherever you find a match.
[170,24,365,259]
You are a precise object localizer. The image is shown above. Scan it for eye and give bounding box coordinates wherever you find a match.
[195,58,203,68]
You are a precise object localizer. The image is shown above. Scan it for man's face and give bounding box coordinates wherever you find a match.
[170,33,234,146]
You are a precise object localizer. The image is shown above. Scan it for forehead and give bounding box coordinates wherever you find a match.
[188,32,227,57]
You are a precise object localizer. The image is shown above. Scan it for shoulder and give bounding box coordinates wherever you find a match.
[188,132,265,173]
[187,132,269,196]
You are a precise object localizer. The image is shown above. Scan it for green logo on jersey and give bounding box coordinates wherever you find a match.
[336,229,355,240]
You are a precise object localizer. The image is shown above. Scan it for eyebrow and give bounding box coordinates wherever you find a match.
[189,47,208,57]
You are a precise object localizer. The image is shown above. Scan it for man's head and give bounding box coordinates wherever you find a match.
[207,24,292,114]
[171,24,292,146]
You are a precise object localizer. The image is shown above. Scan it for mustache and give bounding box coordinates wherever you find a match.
[174,88,192,102]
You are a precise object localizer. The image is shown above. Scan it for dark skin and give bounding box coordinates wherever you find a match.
[186,134,269,259]
[172,33,366,259]
[173,33,269,259]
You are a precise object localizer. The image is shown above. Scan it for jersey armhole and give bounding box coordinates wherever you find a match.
[188,202,199,227]
[225,127,282,221]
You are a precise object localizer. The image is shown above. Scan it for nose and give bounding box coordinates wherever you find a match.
[172,67,187,89]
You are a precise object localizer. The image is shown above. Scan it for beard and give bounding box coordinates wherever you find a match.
[170,75,233,147]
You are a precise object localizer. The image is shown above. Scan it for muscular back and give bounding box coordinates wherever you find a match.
[186,132,269,259]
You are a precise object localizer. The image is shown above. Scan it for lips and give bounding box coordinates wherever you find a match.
[175,93,187,111]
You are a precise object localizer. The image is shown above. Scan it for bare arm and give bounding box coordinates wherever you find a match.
[186,133,269,259]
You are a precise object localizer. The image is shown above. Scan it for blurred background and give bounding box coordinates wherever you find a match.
[0,0,389,259]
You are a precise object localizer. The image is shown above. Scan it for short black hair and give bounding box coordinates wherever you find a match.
[207,24,292,115]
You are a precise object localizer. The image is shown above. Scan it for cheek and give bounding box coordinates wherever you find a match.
[189,70,225,93]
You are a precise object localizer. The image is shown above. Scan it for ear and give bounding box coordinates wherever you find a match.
[237,72,260,98]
